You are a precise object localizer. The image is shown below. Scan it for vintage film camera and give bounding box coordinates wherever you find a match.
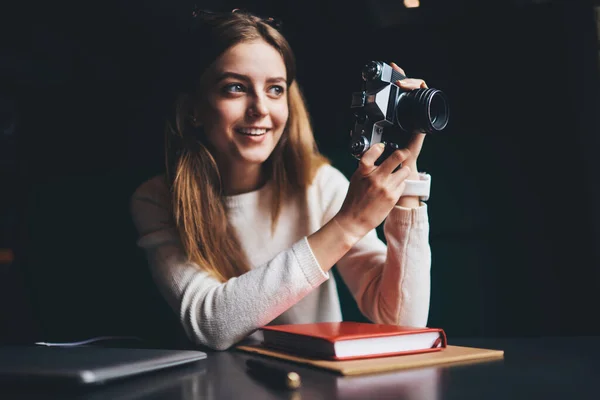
[350,61,449,166]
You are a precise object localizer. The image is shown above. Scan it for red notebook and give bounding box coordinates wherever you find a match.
[259,322,447,361]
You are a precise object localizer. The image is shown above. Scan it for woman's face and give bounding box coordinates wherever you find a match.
[195,39,289,170]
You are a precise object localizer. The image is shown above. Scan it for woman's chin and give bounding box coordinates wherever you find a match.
[236,150,274,166]
[234,143,277,164]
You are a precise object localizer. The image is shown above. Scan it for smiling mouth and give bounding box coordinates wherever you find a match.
[236,128,270,136]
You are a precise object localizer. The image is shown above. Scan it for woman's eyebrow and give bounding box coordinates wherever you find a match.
[216,72,286,84]
[216,72,249,82]
[266,77,286,84]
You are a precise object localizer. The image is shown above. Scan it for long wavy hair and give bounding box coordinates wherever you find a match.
[165,11,329,282]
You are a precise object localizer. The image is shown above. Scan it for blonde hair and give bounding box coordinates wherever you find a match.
[165,11,328,282]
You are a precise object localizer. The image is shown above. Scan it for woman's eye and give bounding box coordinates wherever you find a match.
[269,85,285,96]
[223,83,245,93]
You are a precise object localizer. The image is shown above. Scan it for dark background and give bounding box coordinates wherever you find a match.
[1,0,599,345]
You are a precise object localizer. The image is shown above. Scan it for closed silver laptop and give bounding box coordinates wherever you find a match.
[0,345,207,385]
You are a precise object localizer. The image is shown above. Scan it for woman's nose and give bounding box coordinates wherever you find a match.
[247,95,269,118]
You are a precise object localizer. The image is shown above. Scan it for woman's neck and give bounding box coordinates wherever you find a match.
[219,163,267,196]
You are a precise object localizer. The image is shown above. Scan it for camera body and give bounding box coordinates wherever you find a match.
[349,61,449,163]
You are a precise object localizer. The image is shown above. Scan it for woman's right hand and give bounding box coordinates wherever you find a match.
[333,143,412,243]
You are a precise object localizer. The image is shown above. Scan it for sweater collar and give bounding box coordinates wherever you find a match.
[224,179,273,210]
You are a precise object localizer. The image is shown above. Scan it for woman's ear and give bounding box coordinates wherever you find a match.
[179,92,203,128]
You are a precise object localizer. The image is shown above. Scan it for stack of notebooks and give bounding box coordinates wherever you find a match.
[237,322,504,376]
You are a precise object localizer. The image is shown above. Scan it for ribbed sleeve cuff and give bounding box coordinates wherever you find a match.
[388,202,429,226]
[292,237,329,287]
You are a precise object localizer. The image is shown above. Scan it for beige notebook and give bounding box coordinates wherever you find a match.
[236,344,504,376]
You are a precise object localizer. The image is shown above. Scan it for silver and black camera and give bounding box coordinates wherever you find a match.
[350,61,449,165]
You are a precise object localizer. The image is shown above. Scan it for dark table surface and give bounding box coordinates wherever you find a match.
[1,336,598,399]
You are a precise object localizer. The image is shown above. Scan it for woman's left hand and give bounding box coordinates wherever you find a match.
[390,62,427,180]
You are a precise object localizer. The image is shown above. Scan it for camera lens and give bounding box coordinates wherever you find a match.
[395,88,449,134]
[428,91,448,130]
[361,61,382,81]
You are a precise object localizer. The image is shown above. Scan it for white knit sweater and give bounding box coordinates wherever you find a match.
[130,164,431,350]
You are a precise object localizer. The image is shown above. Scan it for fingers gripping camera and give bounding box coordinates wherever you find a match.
[349,61,450,165]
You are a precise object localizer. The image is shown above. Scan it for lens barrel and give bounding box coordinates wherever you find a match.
[396,88,449,134]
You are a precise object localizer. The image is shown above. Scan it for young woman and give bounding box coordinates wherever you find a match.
[131,10,432,350]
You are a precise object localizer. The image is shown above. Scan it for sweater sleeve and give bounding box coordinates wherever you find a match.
[317,166,432,327]
[130,177,328,350]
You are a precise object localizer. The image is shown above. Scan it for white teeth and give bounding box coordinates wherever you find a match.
[237,128,268,136]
